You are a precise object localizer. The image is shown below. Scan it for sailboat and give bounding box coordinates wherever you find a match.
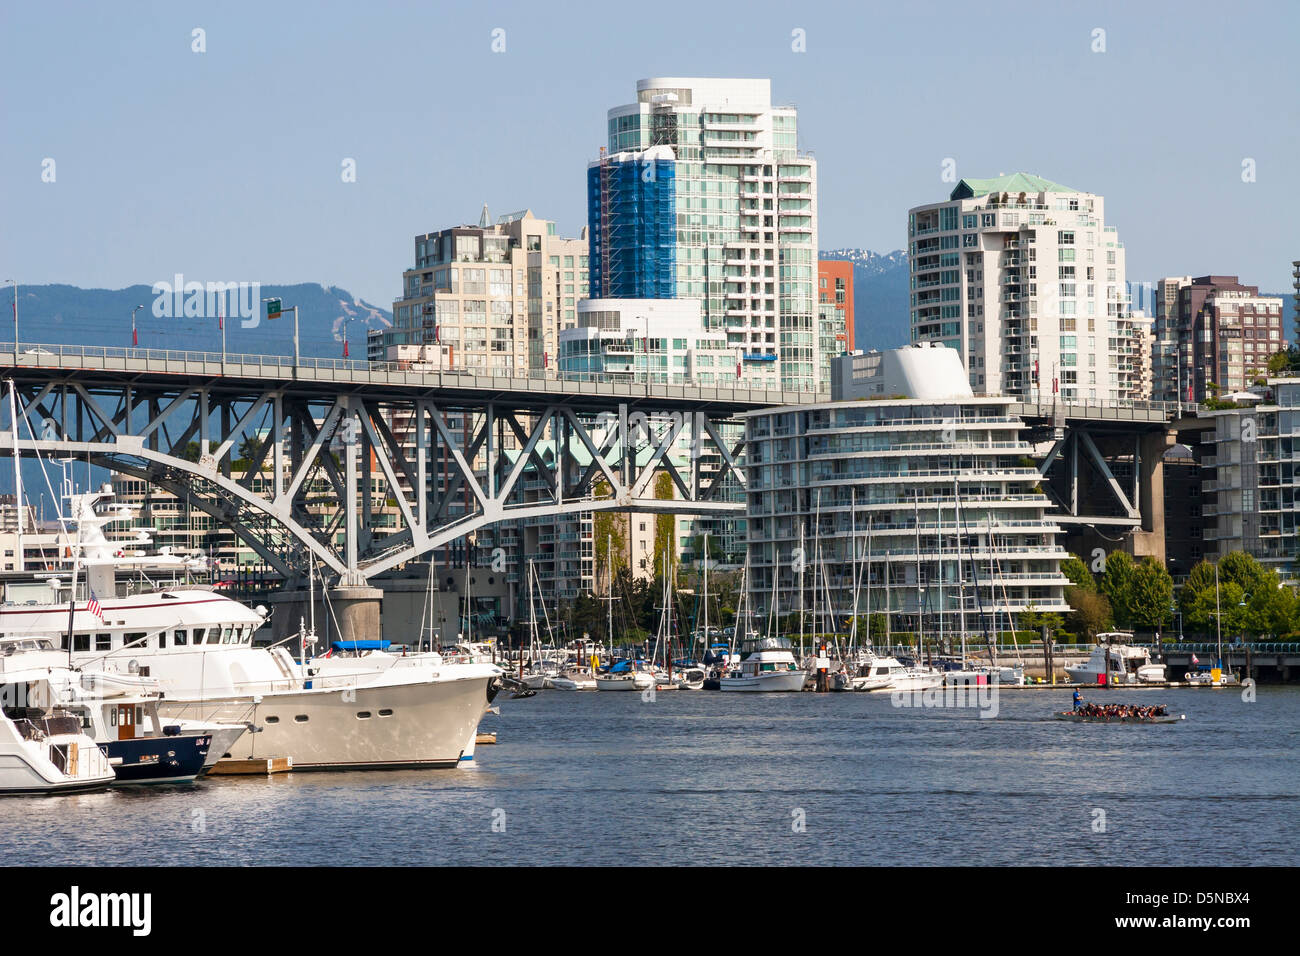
[518,560,558,690]
[551,539,612,691]
[1182,563,1238,686]
[720,549,805,692]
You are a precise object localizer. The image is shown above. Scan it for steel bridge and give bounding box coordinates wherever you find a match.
[1010,396,1183,561]
[2,343,820,585]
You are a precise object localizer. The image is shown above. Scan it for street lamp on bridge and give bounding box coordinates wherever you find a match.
[7,279,16,361]
[263,297,300,370]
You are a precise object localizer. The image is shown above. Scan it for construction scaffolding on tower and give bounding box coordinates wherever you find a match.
[587,147,676,300]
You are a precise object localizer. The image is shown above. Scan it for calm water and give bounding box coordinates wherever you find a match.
[3,686,1297,866]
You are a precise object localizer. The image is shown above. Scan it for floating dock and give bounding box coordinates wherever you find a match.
[209,756,294,775]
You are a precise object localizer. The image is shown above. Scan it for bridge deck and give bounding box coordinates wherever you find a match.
[4,342,824,412]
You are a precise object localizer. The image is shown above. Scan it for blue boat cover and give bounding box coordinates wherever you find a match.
[332,640,390,651]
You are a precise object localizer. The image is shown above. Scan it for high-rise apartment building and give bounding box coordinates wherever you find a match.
[745,345,1070,635]
[1292,259,1299,341]
[908,173,1139,401]
[817,259,853,377]
[1152,275,1193,403]
[592,78,820,392]
[371,209,588,374]
[1153,275,1285,403]
[1197,378,1300,583]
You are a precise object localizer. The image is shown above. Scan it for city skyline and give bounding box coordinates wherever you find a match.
[2,0,1297,314]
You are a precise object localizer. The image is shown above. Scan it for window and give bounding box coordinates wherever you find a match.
[95,633,111,651]
[174,629,187,646]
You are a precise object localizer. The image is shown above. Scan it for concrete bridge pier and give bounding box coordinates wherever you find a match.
[267,585,384,649]
[1130,429,1171,563]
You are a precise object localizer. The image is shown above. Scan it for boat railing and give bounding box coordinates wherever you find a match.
[10,713,82,740]
[1154,641,1298,654]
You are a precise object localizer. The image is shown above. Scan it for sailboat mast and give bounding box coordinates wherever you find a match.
[7,382,23,574]
[848,486,859,653]
[701,530,709,659]
[865,510,873,649]
[798,520,805,658]
[937,500,944,654]
[606,532,613,657]
[913,496,923,661]
[770,548,780,641]
[955,477,967,662]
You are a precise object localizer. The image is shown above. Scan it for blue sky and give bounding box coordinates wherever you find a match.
[2,0,1297,309]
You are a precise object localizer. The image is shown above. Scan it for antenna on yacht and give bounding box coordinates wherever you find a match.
[63,504,84,669]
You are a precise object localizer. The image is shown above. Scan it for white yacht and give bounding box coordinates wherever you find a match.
[1,636,245,783]
[0,489,502,770]
[719,637,807,692]
[1066,633,1166,685]
[1,646,117,794]
[851,654,944,692]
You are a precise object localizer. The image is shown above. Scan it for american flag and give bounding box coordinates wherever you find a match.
[87,591,104,621]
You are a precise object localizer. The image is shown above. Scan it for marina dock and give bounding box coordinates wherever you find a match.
[209,757,294,776]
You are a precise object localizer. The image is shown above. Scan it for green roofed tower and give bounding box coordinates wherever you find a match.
[908,173,1148,403]
[948,173,1080,200]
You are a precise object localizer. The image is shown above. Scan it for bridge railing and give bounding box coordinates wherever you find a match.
[1009,396,1183,419]
[2,341,821,406]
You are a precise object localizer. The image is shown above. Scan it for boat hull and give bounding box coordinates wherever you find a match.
[157,674,492,770]
[1055,711,1183,724]
[0,738,117,794]
[547,677,596,691]
[594,673,654,692]
[719,671,806,692]
[101,732,213,784]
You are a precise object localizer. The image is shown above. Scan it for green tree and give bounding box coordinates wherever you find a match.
[1099,550,1138,628]
[1177,555,1277,639]
[1267,348,1299,375]
[1020,603,1064,637]
[1060,553,1096,592]
[1179,559,1219,635]
[1217,551,1269,596]
[651,471,675,579]
[236,434,263,467]
[1128,556,1174,633]
[591,479,627,592]
[1066,587,1113,640]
